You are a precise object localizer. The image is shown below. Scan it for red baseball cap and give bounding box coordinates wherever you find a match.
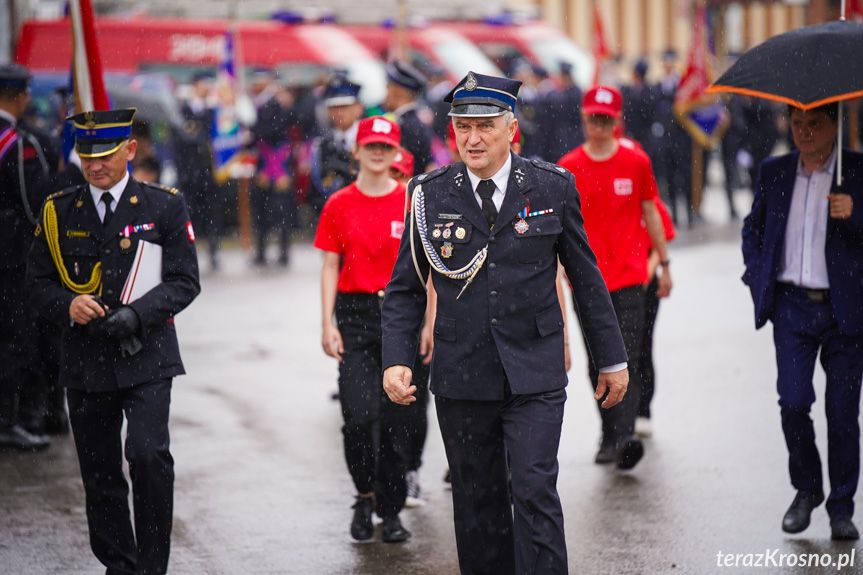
[582,85,622,118]
[356,116,401,148]
[391,148,415,177]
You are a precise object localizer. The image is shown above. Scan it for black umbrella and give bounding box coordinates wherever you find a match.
[707,19,863,110]
[707,19,863,186]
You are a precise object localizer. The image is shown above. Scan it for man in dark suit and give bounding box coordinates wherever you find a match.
[383,60,434,175]
[742,102,863,541]
[382,72,628,575]
[0,64,56,451]
[26,109,201,574]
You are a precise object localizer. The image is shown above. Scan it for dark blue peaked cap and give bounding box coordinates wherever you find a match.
[323,74,361,107]
[444,71,522,118]
[0,64,31,90]
[386,60,427,92]
[66,108,137,158]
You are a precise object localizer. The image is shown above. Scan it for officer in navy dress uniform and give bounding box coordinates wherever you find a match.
[383,61,434,175]
[0,64,56,450]
[26,108,200,575]
[382,72,628,575]
[307,74,364,214]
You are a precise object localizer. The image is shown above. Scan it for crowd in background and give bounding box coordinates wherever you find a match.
[16,47,844,276]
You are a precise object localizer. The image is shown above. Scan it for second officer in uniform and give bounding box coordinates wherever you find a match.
[26,108,200,575]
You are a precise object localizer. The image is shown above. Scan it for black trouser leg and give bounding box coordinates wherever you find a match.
[67,389,138,575]
[581,285,645,440]
[637,277,660,418]
[123,380,174,575]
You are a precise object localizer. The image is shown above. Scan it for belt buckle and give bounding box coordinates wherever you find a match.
[806,289,827,303]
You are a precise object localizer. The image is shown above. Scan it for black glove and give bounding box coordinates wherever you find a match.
[100,306,140,340]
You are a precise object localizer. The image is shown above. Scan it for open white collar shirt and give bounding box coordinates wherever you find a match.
[778,145,837,289]
[0,108,17,126]
[90,171,130,223]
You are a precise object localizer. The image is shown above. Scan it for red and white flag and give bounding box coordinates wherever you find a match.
[676,3,709,108]
[592,1,611,84]
[68,0,110,113]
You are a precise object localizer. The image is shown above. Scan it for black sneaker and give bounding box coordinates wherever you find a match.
[350,496,374,541]
[382,515,411,543]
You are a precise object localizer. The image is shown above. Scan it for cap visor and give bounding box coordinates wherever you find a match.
[75,139,127,158]
[448,104,508,118]
[325,96,358,107]
[583,106,619,118]
[357,135,400,148]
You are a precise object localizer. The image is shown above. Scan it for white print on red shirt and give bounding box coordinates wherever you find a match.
[391,220,405,239]
[614,179,633,196]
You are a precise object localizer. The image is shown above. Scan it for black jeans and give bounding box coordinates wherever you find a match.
[637,276,661,418]
[578,284,645,440]
[335,292,418,517]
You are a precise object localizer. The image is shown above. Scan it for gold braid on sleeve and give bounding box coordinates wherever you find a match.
[43,199,102,295]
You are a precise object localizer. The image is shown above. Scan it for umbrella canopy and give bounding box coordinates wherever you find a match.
[707,20,863,110]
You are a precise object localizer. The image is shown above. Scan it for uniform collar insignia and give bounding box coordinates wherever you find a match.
[514,168,525,185]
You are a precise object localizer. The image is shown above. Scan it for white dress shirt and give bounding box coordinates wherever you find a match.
[0,108,17,126]
[778,146,836,289]
[466,153,511,212]
[90,171,130,223]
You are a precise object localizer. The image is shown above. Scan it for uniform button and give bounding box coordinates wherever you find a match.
[490,291,498,298]
[491,319,499,326]
[489,263,497,270]
[489,236,496,243]
[106,289,114,297]
[103,248,112,256]
[105,269,113,278]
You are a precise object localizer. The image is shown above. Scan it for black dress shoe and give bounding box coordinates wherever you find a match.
[782,490,824,534]
[595,435,616,464]
[831,517,859,540]
[382,515,411,543]
[350,496,374,541]
[0,425,51,451]
[616,436,644,471]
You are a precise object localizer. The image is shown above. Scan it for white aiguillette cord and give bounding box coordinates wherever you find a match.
[410,183,488,299]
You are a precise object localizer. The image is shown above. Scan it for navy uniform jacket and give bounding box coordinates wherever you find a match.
[308,132,354,212]
[742,149,863,336]
[26,178,201,392]
[382,152,627,401]
[0,117,57,271]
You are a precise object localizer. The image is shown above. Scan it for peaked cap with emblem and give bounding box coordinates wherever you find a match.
[386,60,427,93]
[444,71,522,118]
[66,108,137,158]
[323,73,362,107]
[0,63,31,91]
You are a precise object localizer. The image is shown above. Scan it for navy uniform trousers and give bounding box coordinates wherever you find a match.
[67,379,174,575]
[437,387,567,575]
[772,283,863,519]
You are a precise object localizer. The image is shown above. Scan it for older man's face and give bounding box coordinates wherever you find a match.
[453,115,516,179]
[80,140,137,191]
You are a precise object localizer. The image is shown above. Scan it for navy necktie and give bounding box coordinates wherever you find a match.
[477,179,497,228]
[101,192,114,228]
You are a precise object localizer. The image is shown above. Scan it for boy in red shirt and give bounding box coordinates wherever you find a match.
[558,85,672,470]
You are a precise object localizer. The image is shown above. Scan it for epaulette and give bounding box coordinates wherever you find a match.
[413,164,452,186]
[531,158,571,179]
[46,184,86,202]
[143,181,180,195]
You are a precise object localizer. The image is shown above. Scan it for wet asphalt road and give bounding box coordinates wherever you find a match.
[1,182,861,575]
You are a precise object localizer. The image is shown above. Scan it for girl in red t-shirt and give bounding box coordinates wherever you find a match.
[314,116,416,544]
